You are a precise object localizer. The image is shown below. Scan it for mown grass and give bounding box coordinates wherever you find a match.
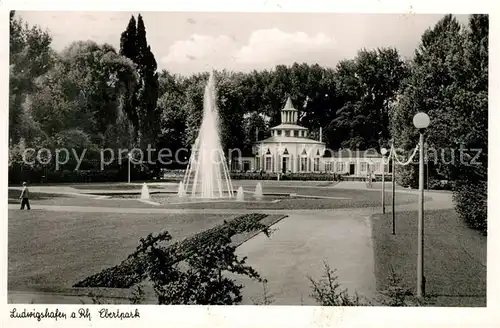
[371,209,486,306]
[8,210,235,292]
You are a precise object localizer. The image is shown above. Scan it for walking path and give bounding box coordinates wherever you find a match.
[234,209,378,305]
[8,181,455,305]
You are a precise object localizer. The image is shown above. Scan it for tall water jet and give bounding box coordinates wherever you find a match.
[236,186,244,202]
[140,183,150,200]
[177,181,186,198]
[182,71,234,198]
[254,182,263,201]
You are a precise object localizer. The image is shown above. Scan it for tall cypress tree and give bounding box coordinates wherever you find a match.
[119,15,137,60]
[119,14,160,151]
[119,15,139,136]
[135,14,160,150]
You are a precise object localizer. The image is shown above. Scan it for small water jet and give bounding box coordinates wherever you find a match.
[254,182,263,200]
[140,183,150,200]
[236,186,244,201]
[182,71,234,199]
[177,181,186,198]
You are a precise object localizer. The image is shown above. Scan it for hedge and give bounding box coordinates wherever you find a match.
[229,172,343,181]
[8,165,153,184]
[73,213,270,289]
[453,180,487,235]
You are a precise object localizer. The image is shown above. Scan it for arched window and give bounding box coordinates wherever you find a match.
[300,148,308,171]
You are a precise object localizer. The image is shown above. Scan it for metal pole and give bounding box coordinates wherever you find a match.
[417,131,425,298]
[382,158,385,214]
[128,155,131,184]
[392,153,396,235]
[427,160,429,192]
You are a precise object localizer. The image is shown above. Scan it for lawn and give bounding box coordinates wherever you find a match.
[150,188,426,210]
[8,210,236,292]
[71,184,165,190]
[8,189,68,201]
[8,187,428,210]
[371,209,486,306]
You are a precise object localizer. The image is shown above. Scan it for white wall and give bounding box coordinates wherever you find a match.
[321,158,386,175]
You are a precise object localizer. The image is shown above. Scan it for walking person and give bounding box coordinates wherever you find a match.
[19,182,31,210]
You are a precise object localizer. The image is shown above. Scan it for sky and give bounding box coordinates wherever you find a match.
[17,11,470,75]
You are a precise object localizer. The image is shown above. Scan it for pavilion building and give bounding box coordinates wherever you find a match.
[235,97,387,176]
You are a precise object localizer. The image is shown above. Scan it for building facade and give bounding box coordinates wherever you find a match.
[236,97,388,176]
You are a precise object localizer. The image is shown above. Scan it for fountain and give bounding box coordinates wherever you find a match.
[182,71,234,199]
[236,186,244,202]
[254,182,263,200]
[140,183,150,200]
[177,181,186,198]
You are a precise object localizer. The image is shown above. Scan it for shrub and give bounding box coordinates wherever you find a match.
[145,231,264,305]
[453,180,487,235]
[428,178,455,190]
[395,165,417,188]
[308,262,363,306]
[309,263,425,306]
[376,267,415,306]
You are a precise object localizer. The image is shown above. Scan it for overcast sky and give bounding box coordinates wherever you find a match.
[18,11,469,75]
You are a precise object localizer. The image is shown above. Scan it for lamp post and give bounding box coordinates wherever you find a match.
[390,141,396,235]
[413,112,430,299]
[381,148,388,214]
[426,154,429,192]
[128,152,132,184]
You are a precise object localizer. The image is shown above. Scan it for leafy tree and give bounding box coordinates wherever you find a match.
[9,11,54,144]
[243,111,269,149]
[390,14,488,233]
[28,41,138,150]
[332,48,407,150]
[390,15,466,186]
[183,73,208,149]
[157,71,189,166]
[216,70,246,152]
